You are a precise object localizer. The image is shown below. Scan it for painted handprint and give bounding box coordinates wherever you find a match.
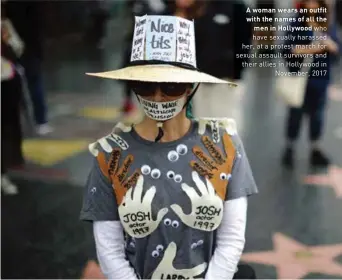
[151,242,207,279]
[119,175,168,238]
[89,122,132,157]
[96,148,140,205]
[171,171,223,231]
[190,132,236,200]
[197,117,237,140]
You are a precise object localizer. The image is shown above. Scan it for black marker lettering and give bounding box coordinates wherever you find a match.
[161,101,177,109]
[151,19,174,33]
[151,35,171,49]
[123,211,151,223]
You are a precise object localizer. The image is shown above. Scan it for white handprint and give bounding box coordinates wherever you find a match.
[151,242,207,279]
[197,117,237,140]
[89,122,132,156]
[171,171,223,231]
[118,175,168,238]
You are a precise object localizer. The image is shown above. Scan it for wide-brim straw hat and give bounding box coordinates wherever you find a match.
[87,64,236,85]
[86,15,237,87]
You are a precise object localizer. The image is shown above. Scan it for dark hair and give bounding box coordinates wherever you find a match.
[1,2,7,19]
[300,0,330,28]
[167,0,207,19]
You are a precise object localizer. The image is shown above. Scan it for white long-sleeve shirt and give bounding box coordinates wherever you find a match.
[93,196,247,280]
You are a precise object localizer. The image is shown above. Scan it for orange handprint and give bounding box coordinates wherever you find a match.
[190,133,236,200]
[96,148,141,205]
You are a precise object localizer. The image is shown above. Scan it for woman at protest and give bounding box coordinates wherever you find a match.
[80,14,258,280]
[282,0,340,168]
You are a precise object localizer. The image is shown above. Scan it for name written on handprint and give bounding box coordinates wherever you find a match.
[192,139,225,179]
[160,274,191,279]
[190,133,236,200]
[97,147,141,205]
[118,176,168,238]
[193,205,222,230]
[171,172,223,231]
[193,150,218,174]
[122,211,152,235]
[118,157,133,182]
[203,137,225,164]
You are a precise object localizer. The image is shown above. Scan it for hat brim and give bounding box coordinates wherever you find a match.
[86,64,237,86]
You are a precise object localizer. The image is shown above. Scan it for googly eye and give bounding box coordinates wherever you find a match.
[151,250,159,258]
[226,173,232,180]
[196,239,204,246]
[151,168,161,179]
[176,144,188,155]
[166,170,175,179]
[171,220,179,228]
[141,165,151,175]
[168,150,179,162]
[220,173,227,180]
[191,243,197,249]
[156,245,164,252]
[174,174,182,183]
[164,218,171,226]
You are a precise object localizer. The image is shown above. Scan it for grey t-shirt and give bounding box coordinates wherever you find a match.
[80,120,258,279]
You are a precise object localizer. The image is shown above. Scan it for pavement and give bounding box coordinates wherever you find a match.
[2,10,342,280]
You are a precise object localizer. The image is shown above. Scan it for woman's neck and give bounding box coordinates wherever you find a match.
[134,111,191,143]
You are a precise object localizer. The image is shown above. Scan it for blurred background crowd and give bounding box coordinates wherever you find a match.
[1,0,342,278]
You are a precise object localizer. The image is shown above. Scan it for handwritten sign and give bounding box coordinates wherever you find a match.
[176,18,196,67]
[130,15,197,67]
[140,98,182,121]
[145,16,177,62]
[131,15,147,61]
[193,205,221,230]
[122,211,151,236]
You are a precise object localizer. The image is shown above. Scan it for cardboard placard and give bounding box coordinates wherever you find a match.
[145,16,177,62]
[130,15,197,67]
[131,15,147,61]
[175,18,196,67]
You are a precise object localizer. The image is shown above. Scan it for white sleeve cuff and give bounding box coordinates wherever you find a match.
[93,221,138,279]
[205,197,248,280]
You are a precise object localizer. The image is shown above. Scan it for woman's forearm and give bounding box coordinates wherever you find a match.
[93,221,138,279]
[205,197,248,280]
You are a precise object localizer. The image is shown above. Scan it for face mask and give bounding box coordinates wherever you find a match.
[137,95,186,121]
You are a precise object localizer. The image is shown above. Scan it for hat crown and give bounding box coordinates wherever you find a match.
[130,15,197,68]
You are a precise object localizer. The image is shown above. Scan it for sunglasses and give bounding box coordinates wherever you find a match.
[128,81,194,97]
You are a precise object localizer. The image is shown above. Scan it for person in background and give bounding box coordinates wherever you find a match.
[6,1,53,135]
[282,0,340,168]
[189,0,252,81]
[1,4,25,195]
[87,0,110,49]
